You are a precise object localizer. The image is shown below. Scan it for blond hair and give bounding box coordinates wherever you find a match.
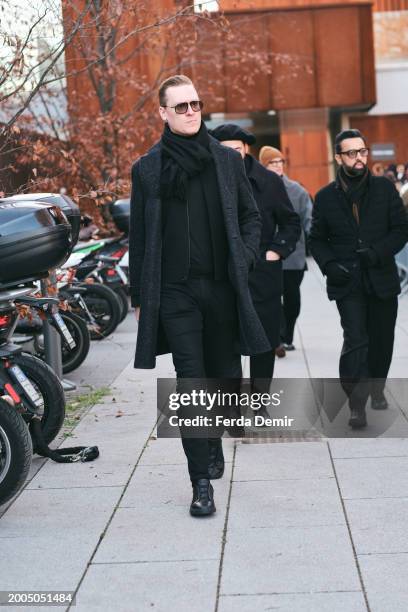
[158,74,193,106]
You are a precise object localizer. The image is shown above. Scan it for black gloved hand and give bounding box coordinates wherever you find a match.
[325,261,351,286]
[356,247,379,268]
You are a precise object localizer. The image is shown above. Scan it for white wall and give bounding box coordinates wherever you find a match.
[369,61,408,116]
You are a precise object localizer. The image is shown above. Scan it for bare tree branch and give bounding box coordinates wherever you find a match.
[0,1,93,132]
[38,2,224,88]
[0,11,48,89]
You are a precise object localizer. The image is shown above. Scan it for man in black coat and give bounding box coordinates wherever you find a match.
[128,76,270,517]
[210,124,300,404]
[310,129,408,428]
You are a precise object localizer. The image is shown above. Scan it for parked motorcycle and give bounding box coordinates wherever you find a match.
[0,286,66,448]
[75,253,129,322]
[73,238,129,315]
[0,199,70,439]
[0,195,100,506]
[0,397,32,506]
[12,296,90,375]
[58,253,123,339]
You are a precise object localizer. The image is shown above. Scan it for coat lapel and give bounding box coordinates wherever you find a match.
[334,183,358,232]
[245,154,267,193]
[209,138,235,214]
[140,142,162,198]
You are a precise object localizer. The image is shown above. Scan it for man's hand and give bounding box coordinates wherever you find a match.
[356,248,379,268]
[325,262,351,286]
[134,306,140,321]
[266,250,281,261]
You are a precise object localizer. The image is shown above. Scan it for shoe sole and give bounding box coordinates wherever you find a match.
[209,469,224,480]
[349,421,367,429]
[190,506,216,517]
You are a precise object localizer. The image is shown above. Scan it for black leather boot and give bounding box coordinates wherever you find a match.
[190,478,216,517]
[253,405,271,426]
[371,392,388,410]
[348,406,367,429]
[208,439,225,480]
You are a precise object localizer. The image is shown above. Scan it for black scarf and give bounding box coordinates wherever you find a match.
[337,165,370,225]
[160,122,213,200]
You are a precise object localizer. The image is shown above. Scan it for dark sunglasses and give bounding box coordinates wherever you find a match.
[163,100,204,114]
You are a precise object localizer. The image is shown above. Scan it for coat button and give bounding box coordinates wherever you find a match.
[281,239,286,244]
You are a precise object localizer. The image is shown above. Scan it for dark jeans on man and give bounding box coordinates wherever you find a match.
[336,288,398,408]
[281,269,305,344]
[160,277,241,482]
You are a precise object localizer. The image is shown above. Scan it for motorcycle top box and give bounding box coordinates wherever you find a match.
[0,201,72,283]
[110,198,130,235]
[3,193,81,246]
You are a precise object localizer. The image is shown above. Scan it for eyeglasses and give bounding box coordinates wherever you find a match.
[339,148,370,159]
[163,100,204,114]
[268,159,285,166]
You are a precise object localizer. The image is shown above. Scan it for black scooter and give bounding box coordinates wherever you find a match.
[12,295,90,375]
[0,282,66,505]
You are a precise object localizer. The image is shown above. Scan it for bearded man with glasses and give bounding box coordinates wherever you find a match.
[128,75,270,516]
[310,129,408,429]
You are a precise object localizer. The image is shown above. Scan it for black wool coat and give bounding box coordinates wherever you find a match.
[128,137,271,369]
[245,156,301,348]
[310,174,408,301]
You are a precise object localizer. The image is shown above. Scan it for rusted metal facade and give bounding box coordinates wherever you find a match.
[62,0,381,193]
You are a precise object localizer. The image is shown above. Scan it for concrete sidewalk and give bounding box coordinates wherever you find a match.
[0,259,407,612]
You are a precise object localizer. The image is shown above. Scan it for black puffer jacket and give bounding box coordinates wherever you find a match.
[310,174,408,300]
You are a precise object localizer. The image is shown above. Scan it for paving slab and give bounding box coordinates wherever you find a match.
[344,497,408,554]
[25,418,155,490]
[66,315,136,395]
[227,477,344,530]
[329,437,408,459]
[218,591,367,612]
[333,456,408,499]
[358,552,408,612]
[220,524,361,596]
[0,487,121,591]
[233,441,333,481]
[93,461,232,564]
[74,559,219,612]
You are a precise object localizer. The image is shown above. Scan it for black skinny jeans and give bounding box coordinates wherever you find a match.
[160,278,241,482]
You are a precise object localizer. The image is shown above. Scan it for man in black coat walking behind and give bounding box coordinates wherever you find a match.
[310,129,408,428]
[128,76,270,517]
[211,125,300,404]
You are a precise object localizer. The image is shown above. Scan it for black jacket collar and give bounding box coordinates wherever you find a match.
[334,167,372,190]
[244,154,268,191]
